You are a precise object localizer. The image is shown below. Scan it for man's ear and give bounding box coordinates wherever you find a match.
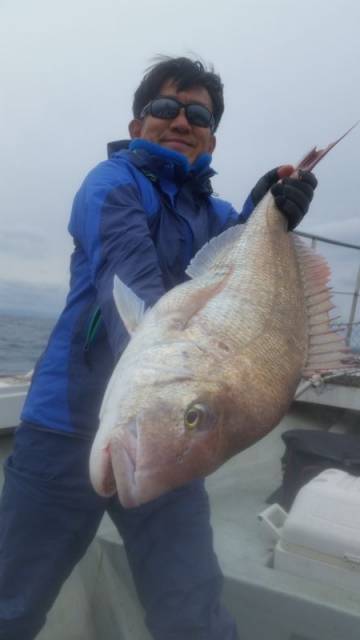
[129,119,142,139]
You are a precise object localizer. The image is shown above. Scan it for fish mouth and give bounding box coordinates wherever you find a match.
[107,410,221,508]
[91,417,190,507]
[109,419,139,508]
[110,434,172,508]
[109,419,189,508]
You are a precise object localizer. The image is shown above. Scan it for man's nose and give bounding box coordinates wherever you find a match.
[169,108,191,130]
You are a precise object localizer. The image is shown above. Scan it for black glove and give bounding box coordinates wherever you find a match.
[251,167,318,231]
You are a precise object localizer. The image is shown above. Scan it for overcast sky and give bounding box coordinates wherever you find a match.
[1,0,360,321]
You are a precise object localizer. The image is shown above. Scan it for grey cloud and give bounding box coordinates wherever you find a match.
[0,0,360,316]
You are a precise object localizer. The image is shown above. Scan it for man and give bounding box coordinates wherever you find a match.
[0,57,316,640]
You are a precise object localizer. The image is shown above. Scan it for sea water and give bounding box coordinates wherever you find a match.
[0,314,55,375]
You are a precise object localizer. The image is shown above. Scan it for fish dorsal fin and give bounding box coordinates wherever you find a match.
[186,224,245,279]
[293,236,354,377]
[113,275,146,335]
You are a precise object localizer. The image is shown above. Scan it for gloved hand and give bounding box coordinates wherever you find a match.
[250,166,318,231]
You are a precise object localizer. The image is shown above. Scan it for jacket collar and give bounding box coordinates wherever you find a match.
[107,138,216,195]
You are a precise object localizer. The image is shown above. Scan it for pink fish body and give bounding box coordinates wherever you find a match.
[89,135,355,508]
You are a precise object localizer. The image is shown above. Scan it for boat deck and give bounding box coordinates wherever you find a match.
[1,399,360,640]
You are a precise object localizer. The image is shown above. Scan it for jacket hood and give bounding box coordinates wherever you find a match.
[107,138,216,195]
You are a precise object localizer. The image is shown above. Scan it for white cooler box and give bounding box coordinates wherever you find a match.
[259,468,360,592]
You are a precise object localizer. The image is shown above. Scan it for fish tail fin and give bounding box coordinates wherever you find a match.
[294,236,356,378]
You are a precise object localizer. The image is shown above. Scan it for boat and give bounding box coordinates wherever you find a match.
[1,232,360,640]
[0,372,32,434]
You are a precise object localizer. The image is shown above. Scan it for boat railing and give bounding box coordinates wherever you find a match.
[296,231,360,348]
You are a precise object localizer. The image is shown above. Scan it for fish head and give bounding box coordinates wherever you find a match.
[89,367,244,508]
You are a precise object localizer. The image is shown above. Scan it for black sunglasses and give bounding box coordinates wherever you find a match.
[140,97,215,131]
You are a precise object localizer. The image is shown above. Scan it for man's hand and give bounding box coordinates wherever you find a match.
[250,166,318,231]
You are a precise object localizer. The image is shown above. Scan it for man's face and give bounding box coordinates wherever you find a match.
[129,80,216,165]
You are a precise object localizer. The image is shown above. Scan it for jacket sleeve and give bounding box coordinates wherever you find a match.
[211,193,255,234]
[69,164,166,356]
[238,193,255,222]
[227,194,255,226]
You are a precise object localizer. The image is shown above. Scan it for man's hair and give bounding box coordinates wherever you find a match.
[132,56,224,131]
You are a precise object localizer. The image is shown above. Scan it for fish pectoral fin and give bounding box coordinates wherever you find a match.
[168,271,231,329]
[113,275,146,334]
[186,224,245,278]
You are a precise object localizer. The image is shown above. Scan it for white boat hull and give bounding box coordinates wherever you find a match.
[0,375,30,433]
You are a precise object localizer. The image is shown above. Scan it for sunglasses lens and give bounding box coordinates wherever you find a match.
[151,98,179,119]
[146,97,214,129]
[186,104,212,128]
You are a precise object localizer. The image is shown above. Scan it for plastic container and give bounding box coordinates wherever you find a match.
[258,469,360,591]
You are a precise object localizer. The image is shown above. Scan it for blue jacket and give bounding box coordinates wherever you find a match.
[21,139,254,438]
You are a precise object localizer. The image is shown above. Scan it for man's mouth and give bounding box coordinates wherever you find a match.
[163,138,193,148]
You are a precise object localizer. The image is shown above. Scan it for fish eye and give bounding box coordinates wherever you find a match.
[184,404,207,431]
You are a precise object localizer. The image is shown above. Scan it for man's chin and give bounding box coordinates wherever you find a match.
[161,141,195,163]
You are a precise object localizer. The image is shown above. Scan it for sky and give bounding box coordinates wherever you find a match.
[1,0,360,321]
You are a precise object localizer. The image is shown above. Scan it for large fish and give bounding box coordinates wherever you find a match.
[90,130,356,508]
